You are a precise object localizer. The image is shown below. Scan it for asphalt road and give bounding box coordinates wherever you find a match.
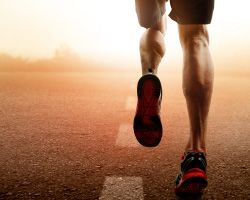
[0,71,249,200]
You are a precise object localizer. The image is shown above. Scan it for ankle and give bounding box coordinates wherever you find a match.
[142,67,157,75]
[184,148,206,154]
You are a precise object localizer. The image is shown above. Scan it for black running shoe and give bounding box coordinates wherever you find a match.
[175,152,208,194]
[133,73,162,147]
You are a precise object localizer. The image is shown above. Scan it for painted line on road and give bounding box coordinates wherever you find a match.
[99,176,144,200]
[125,96,137,110]
[116,124,139,147]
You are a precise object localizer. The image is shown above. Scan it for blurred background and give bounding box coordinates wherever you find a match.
[0,0,249,74]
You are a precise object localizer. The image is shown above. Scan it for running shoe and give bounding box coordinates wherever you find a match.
[175,151,208,194]
[133,73,162,147]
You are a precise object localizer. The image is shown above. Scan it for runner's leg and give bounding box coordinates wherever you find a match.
[178,24,214,152]
[140,14,166,75]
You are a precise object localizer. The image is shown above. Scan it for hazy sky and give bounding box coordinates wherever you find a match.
[0,0,250,67]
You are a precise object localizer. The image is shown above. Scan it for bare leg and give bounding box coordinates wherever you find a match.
[140,14,166,75]
[178,25,214,152]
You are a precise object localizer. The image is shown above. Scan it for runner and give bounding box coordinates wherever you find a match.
[133,0,214,194]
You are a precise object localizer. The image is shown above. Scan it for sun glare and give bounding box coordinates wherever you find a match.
[0,0,249,67]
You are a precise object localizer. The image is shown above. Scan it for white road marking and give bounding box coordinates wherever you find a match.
[99,176,144,200]
[116,124,139,147]
[125,96,137,110]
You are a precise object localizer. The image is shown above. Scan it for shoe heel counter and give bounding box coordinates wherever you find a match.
[181,152,207,172]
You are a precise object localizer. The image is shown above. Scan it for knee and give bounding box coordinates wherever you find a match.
[135,0,166,30]
[179,25,209,52]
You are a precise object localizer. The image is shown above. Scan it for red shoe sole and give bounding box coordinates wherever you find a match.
[133,74,162,147]
[175,168,208,194]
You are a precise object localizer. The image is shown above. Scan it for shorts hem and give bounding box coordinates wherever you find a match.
[169,12,212,25]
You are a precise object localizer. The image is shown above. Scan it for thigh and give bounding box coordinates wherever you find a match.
[169,0,214,24]
[135,0,166,28]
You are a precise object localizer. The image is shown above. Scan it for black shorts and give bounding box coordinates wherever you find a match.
[135,0,214,28]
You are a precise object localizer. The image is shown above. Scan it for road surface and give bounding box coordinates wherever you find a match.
[0,71,249,199]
